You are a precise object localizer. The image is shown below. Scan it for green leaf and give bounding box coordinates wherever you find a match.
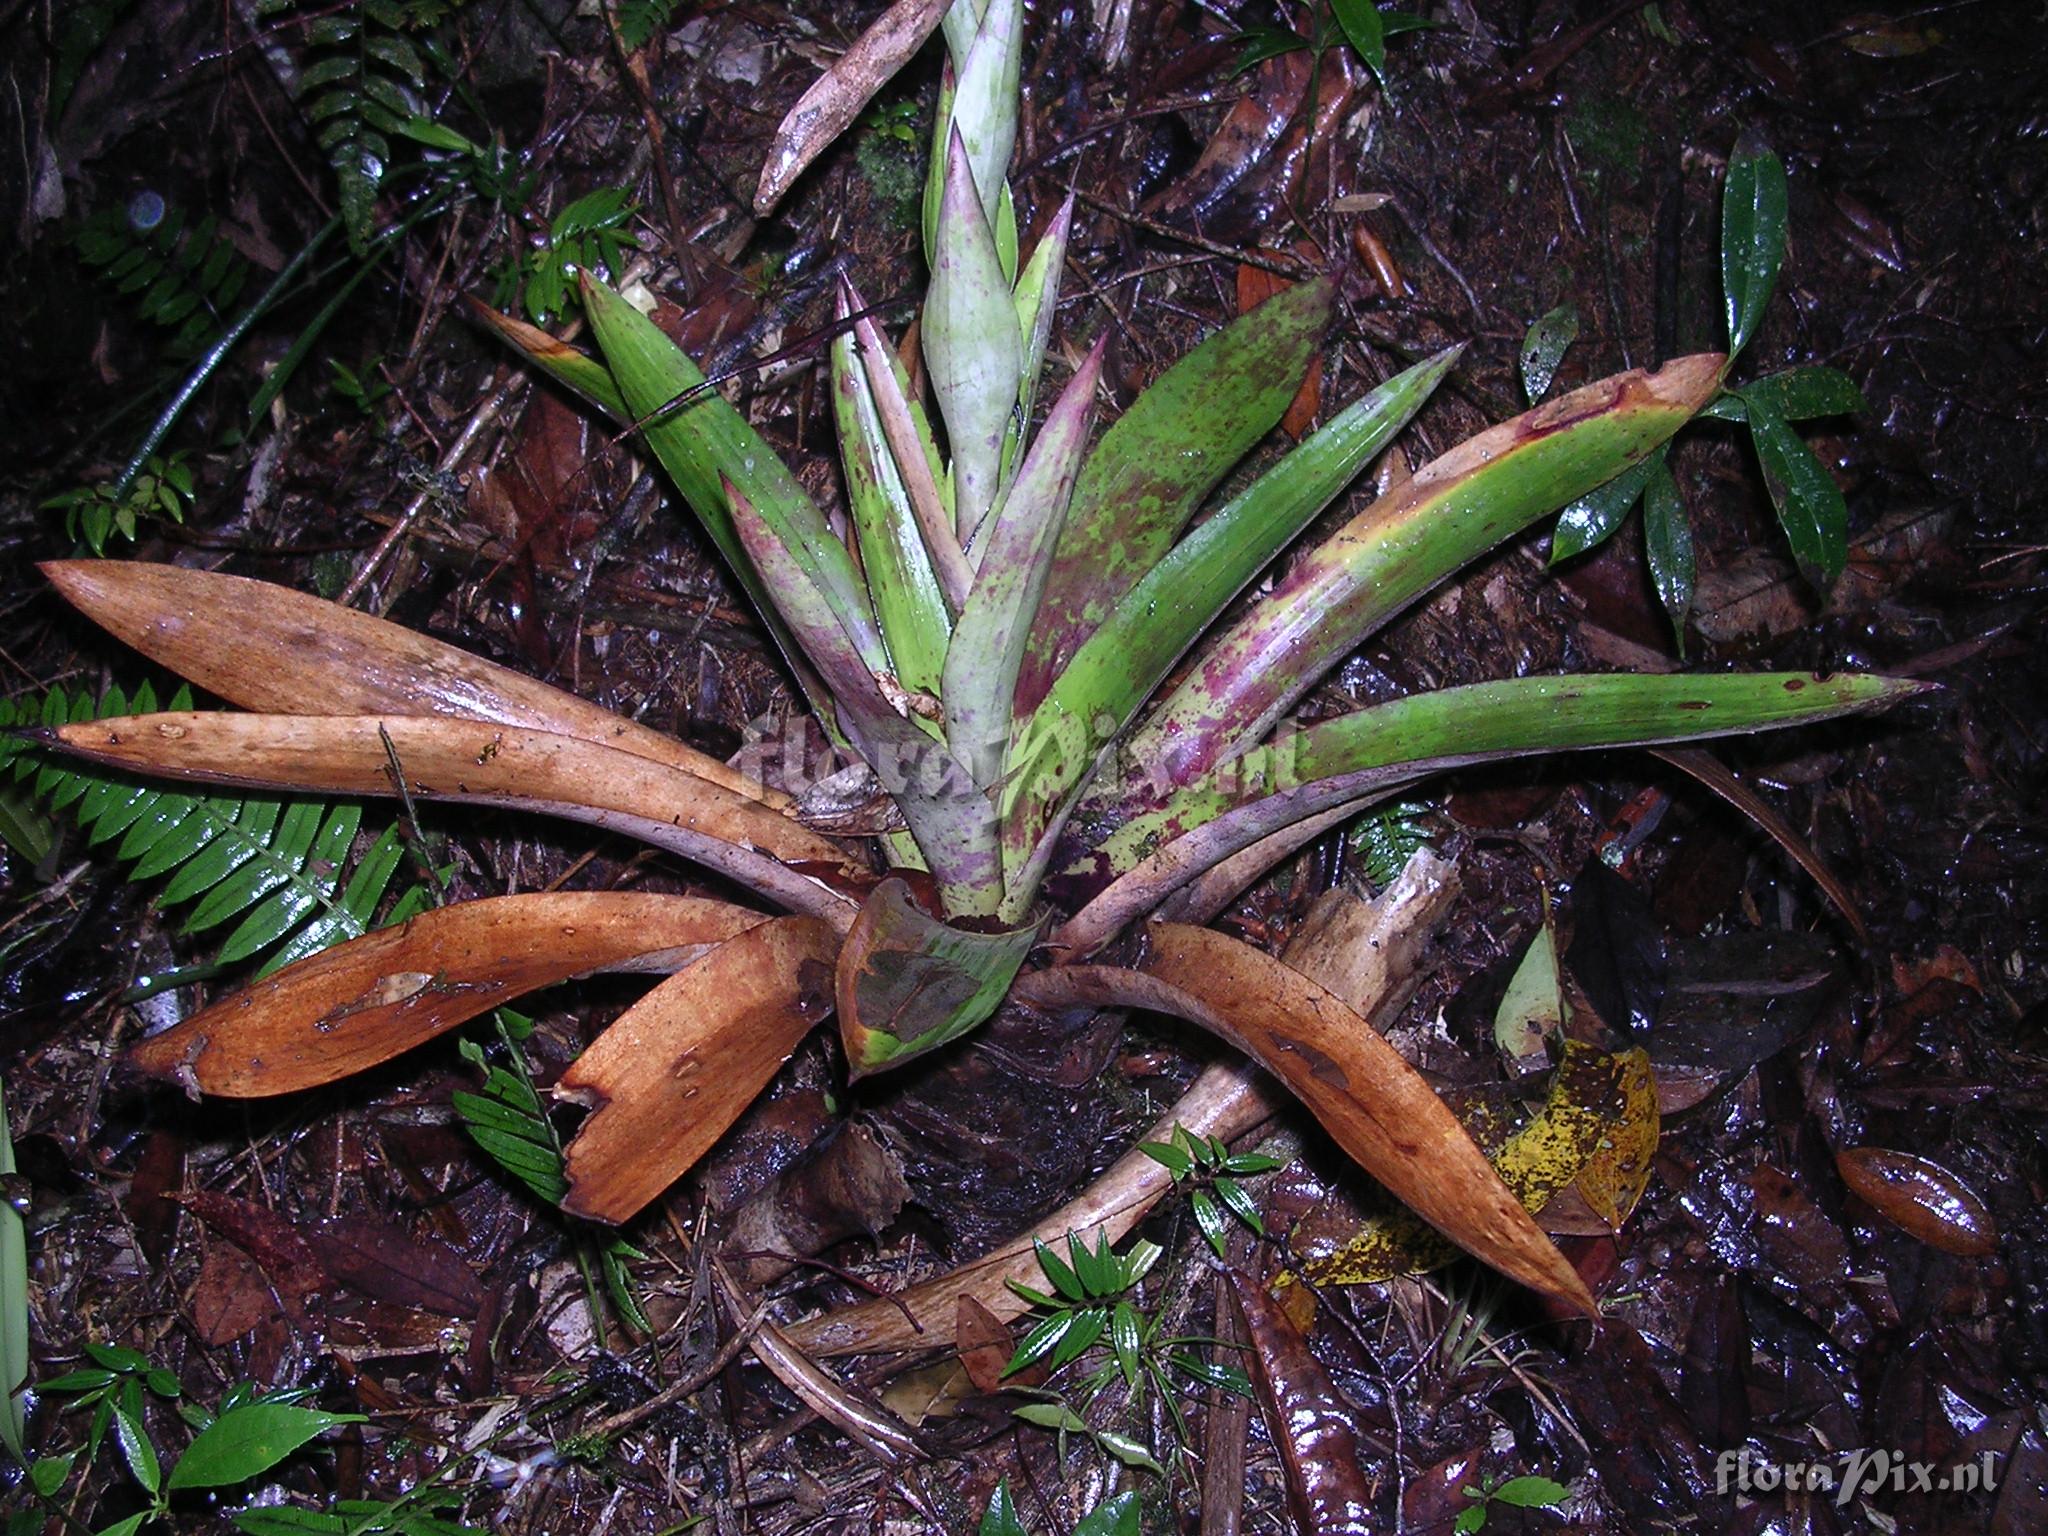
[113,1397,161,1493]
[1331,0,1387,78]
[1742,389,1849,586]
[945,340,1105,794]
[1519,303,1578,402]
[1453,1504,1486,1535]
[830,292,952,698]
[0,1085,26,1466]
[1212,1176,1265,1235]
[1011,1400,1088,1432]
[1548,452,1658,563]
[1190,1188,1228,1258]
[1171,1353,1252,1394]
[1492,1474,1570,1509]
[1641,454,1694,651]
[924,129,1023,541]
[1010,195,1074,430]
[1220,1151,1283,1175]
[1138,1139,1193,1179]
[1017,275,1337,715]
[1074,1490,1144,1534]
[1002,344,1454,900]
[1721,132,1788,358]
[1116,355,1724,803]
[1110,1300,1142,1388]
[979,1482,1029,1536]
[1702,365,1865,423]
[166,1402,365,1491]
[1046,1306,1107,1369]
[1033,1237,1085,1302]
[1008,1309,1086,1373]
[30,1452,76,1496]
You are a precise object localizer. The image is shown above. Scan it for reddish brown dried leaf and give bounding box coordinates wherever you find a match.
[1230,1267,1376,1535]
[191,1241,277,1346]
[48,711,853,914]
[175,1191,325,1300]
[558,917,842,1223]
[954,1296,1021,1394]
[40,560,780,806]
[304,1212,485,1318]
[130,894,767,1096]
[1836,1147,1997,1257]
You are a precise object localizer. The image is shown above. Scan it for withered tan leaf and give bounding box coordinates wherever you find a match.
[41,560,780,806]
[752,0,952,215]
[47,711,855,917]
[130,894,768,1095]
[558,917,842,1223]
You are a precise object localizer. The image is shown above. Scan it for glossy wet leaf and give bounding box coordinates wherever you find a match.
[1742,388,1849,585]
[128,894,767,1096]
[1494,902,1562,1064]
[1520,302,1579,402]
[1722,132,1788,358]
[1074,1493,1142,1536]
[1642,453,1695,650]
[1698,364,1866,423]
[1836,1147,1997,1256]
[1330,0,1386,79]
[836,879,1039,1077]
[1018,276,1337,712]
[167,1402,365,1490]
[979,1483,1029,1536]
[558,919,840,1222]
[1231,1267,1376,1535]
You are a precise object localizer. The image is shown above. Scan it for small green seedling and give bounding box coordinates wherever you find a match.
[980,1481,1139,1536]
[42,453,194,556]
[1139,1123,1286,1258]
[1456,1473,1571,1533]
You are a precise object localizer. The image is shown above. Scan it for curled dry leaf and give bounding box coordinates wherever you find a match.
[558,917,841,1223]
[1835,1147,1997,1257]
[130,894,767,1096]
[1230,1266,1376,1536]
[1042,925,1596,1313]
[40,560,776,806]
[46,711,855,920]
[752,0,953,215]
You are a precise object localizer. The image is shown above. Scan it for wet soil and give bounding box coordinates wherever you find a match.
[1,1,2044,1532]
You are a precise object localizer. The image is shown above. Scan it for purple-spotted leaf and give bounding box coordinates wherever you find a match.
[128,894,767,1096]
[1011,195,1075,429]
[1017,275,1337,713]
[835,878,1039,1078]
[559,917,841,1221]
[945,338,1104,800]
[1001,346,1458,899]
[1112,354,1727,801]
[1059,670,1923,952]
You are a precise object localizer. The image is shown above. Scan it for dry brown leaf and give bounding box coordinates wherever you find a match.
[1836,1147,1997,1257]
[558,917,841,1223]
[40,560,780,806]
[1127,925,1594,1313]
[955,1295,1023,1394]
[48,711,854,918]
[753,0,952,215]
[130,894,767,1095]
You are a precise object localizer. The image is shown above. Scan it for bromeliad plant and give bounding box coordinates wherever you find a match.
[36,0,1914,1327]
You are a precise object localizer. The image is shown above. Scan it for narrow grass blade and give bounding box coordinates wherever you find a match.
[1114,354,1725,802]
[835,878,1039,1077]
[1061,670,1923,952]
[1001,346,1458,895]
[944,338,1104,799]
[559,917,841,1221]
[128,894,768,1095]
[925,129,1023,543]
[1017,276,1336,713]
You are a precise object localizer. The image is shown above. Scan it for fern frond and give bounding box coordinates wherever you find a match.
[1348,798,1433,891]
[75,202,253,355]
[615,0,683,52]
[0,684,416,976]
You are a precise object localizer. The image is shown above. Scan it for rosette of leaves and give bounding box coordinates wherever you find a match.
[37,0,1919,1324]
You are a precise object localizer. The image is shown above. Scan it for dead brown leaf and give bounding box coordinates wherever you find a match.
[558,916,841,1223]
[130,894,767,1096]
